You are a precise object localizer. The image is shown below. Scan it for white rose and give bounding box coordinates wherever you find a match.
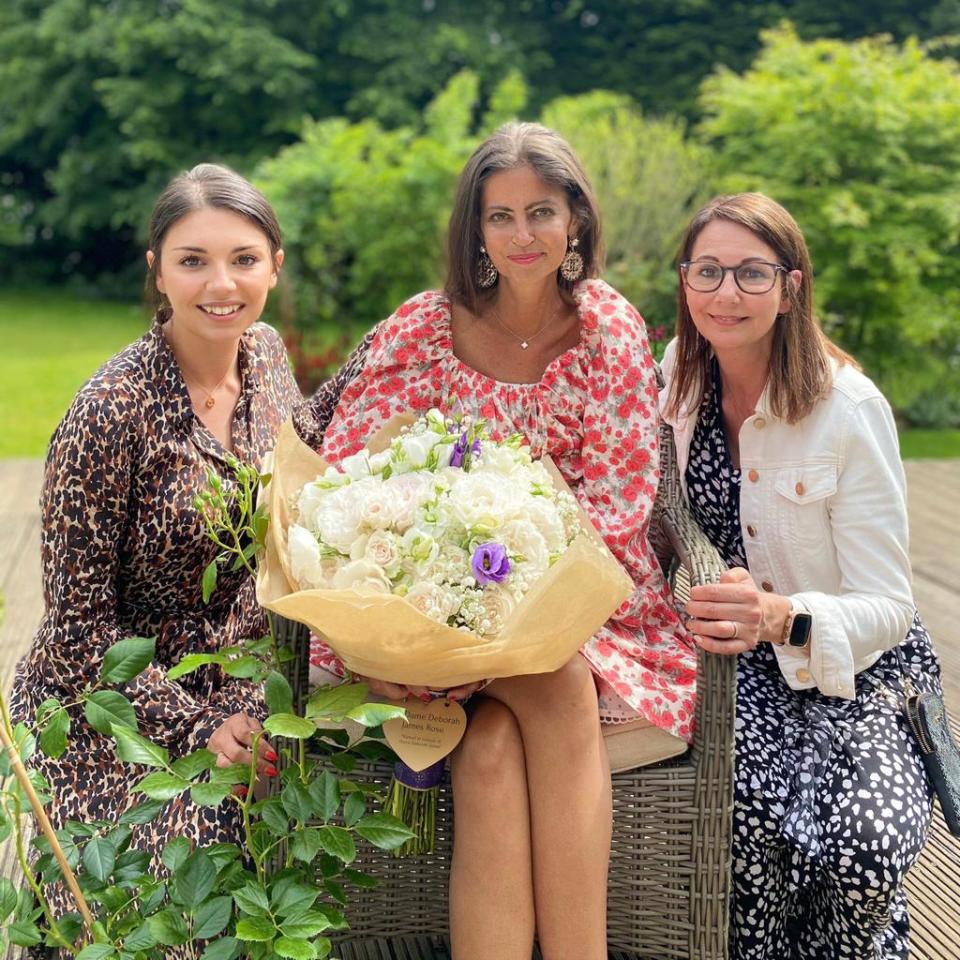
[287,525,325,589]
[358,481,400,531]
[331,559,392,593]
[405,581,460,624]
[497,519,550,576]
[478,584,517,635]
[364,530,403,577]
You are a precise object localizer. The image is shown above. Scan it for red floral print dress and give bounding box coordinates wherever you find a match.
[314,279,696,741]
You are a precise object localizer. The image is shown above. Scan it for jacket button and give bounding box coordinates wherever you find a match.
[761,580,774,592]
[795,481,805,496]
[746,525,757,537]
[748,469,760,483]
[754,417,766,429]
[796,668,812,683]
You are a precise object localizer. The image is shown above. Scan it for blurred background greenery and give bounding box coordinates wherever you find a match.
[2,0,960,457]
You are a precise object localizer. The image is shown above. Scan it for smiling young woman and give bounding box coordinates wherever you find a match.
[9,164,304,948]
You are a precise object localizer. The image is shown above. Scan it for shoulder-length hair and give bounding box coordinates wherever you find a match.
[665,192,856,424]
[145,163,282,323]
[445,122,604,314]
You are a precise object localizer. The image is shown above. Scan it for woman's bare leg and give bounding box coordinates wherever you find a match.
[449,698,535,960]
[485,656,611,960]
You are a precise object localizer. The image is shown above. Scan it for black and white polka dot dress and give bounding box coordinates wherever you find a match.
[686,371,942,959]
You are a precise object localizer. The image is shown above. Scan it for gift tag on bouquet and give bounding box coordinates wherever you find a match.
[383,698,467,772]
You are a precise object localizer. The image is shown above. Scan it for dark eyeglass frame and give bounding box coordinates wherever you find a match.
[680,259,789,294]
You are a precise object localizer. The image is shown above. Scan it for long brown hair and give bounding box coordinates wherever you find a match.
[665,192,856,424]
[145,163,282,322]
[445,122,604,314]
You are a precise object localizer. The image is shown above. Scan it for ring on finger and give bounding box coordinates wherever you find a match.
[730,621,740,640]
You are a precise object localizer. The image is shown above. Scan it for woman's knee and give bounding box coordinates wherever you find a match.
[451,699,525,789]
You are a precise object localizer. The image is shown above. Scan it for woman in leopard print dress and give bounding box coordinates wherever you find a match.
[8,164,363,927]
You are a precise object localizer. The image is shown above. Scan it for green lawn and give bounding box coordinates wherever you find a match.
[2,288,959,461]
[1,290,147,458]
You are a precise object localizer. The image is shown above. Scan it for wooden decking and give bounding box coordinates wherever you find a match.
[1,458,959,959]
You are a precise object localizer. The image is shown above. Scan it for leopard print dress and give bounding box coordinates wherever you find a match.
[9,321,369,927]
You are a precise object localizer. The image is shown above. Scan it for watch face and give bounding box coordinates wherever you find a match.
[788,612,813,647]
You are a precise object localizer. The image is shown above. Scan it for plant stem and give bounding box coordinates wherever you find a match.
[0,698,95,935]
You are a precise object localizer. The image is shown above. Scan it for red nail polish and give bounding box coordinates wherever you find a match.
[266,765,278,777]
[419,692,431,703]
[447,693,460,702]
[265,750,278,763]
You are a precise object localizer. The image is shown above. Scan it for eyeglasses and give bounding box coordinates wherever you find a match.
[680,259,788,294]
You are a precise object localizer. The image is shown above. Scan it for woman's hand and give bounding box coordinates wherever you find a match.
[359,677,488,703]
[208,713,277,791]
[685,567,786,655]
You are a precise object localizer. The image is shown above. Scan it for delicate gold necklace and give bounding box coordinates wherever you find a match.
[192,368,233,409]
[491,305,561,350]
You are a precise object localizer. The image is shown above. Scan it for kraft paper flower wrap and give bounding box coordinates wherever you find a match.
[256,411,634,855]
[255,415,635,687]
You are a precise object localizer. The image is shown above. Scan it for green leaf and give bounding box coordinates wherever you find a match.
[232,880,270,917]
[0,878,17,922]
[171,749,217,780]
[200,936,240,960]
[192,894,233,939]
[235,915,276,942]
[309,771,341,822]
[264,713,316,739]
[122,920,155,951]
[202,559,219,603]
[112,727,169,768]
[7,920,42,946]
[134,771,190,802]
[221,656,260,679]
[265,671,294,715]
[190,782,232,807]
[171,849,216,905]
[255,796,290,836]
[209,761,250,785]
[272,881,318,919]
[343,791,366,826]
[100,636,155,685]
[345,702,406,727]
[342,867,378,889]
[316,825,356,864]
[77,945,116,960]
[281,782,315,823]
[167,652,226,681]
[85,690,138,735]
[161,836,191,872]
[38,703,71,758]
[324,879,347,905]
[355,813,418,850]
[147,907,189,946]
[82,837,116,882]
[279,909,332,937]
[289,827,323,863]
[305,683,369,721]
[118,799,165,825]
[274,937,315,959]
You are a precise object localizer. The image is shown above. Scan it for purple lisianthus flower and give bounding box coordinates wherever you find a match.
[471,542,510,584]
[449,432,482,469]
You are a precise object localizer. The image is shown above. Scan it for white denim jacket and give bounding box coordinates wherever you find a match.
[659,339,915,698]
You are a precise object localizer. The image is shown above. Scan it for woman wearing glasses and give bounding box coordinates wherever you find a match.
[660,193,941,957]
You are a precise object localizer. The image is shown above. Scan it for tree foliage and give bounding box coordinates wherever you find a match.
[700,24,960,420]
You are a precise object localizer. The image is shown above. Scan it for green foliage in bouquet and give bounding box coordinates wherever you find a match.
[0,458,414,959]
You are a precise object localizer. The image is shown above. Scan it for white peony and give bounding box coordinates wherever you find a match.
[524,497,568,554]
[315,484,366,553]
[287,524,325,589]
[475,444,524,477]
[497,519,550,576]
[331,559,392,593]
[389,472,434,530]
[358,480,400,531]
[448,472,518,530]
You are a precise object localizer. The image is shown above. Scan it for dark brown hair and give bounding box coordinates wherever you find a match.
[665,192,856,424]
[146,163,282,322]
[445,122,604,314]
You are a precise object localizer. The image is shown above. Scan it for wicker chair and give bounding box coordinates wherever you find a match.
[275,379,734,960]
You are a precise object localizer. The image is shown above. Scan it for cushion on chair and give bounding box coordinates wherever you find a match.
[602,717,688,773]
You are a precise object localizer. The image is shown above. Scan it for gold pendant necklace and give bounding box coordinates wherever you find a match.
[187,366,233,409]
[491,305,558,350]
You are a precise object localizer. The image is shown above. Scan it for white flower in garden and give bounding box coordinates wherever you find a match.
[331,559,392,593]
[364,530,403,577]
[405,581,460,624]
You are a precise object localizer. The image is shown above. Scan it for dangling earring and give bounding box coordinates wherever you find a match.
[560,237,584,282]
[477,246,498,288]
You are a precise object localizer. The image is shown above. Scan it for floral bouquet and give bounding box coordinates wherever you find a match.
[257,409,634,852]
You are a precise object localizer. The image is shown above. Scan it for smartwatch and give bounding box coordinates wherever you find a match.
[779,606,813,648]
